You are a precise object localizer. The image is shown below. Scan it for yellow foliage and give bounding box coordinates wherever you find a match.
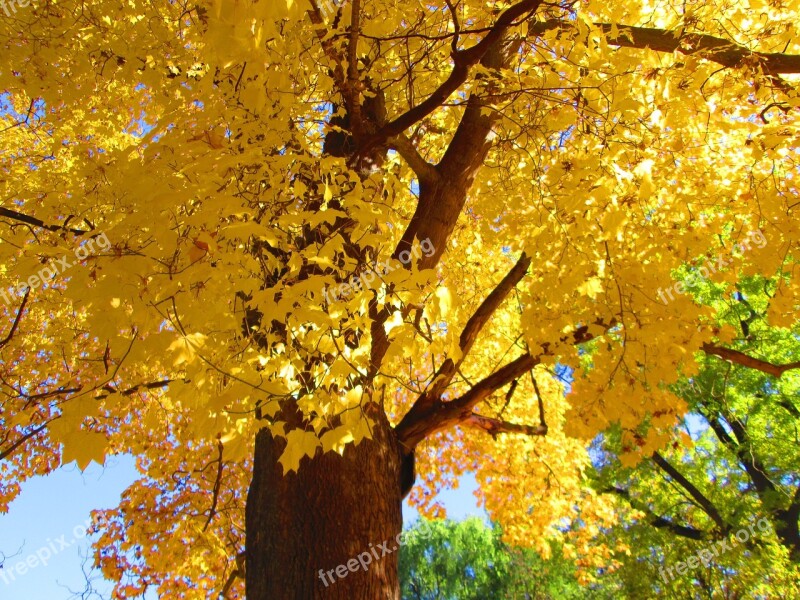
[0,0,798,595]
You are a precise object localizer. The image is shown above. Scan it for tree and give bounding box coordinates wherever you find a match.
[399,517,603,599]
[1,0,799,598]
[587,274,800,597]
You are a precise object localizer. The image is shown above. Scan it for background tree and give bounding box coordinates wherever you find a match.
[1,0,800,598]
[587,274,800,597]
[399,517,613,599]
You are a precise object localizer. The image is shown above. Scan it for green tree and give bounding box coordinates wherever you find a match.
[587,274,800,598]
[399,517,607,599]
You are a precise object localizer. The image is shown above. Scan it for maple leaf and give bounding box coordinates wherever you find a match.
[0,0,798,596]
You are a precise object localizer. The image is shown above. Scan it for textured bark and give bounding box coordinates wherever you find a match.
[246,407,403,599]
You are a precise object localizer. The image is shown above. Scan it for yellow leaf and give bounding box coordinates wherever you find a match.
[278,429,320,473]
[578,277,604,299]
[61,431,108,472]
[320,427,355,455]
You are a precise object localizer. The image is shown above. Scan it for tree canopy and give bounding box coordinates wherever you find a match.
[585,273,800,597]
[1,0,799,597]
[399,517,598,599]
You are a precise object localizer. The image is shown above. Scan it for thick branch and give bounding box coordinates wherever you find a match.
[725,414,800,559]
[220,551,246,599]
[342,0,365,138]
[306,0,348,95]
[391,36,522,271]
[395,318,615,449]
[448,354,538,413]
[425,252,531,400]
[18,385,82,402]
[775,484,800,561]
[790,483,800,520]
[707,415,738,449]
[702,343,800,378]
[203,440,225,532]
[724,413,777,497]
[465,412,547,437]
[387,134,439,185]
[531,372,547,431]
[778,398,800,418]
[605,486,708,541]
[396,352,538,449]
[368,36,527,373]
[359,0,543,155]
[707,411,800,559]
[390,252,532,443]
[652,451,728,531]
[704,411,777,500]
[528,19,800,74]
[95,378,175,399]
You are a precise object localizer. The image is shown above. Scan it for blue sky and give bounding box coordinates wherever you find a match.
[0,456,138,599]
[0,456,482,599]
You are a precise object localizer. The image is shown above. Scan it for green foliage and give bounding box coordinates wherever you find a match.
[585,274,800,598]
[399,517,607,599]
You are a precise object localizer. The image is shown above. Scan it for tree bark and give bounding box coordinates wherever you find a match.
[774,504,800,563]
[246,407,404,599]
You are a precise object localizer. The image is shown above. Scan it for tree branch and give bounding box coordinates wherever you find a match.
[367,34,530,373]
[390,35,523,271]
[0,207,87,235]
[528,19,800,74]
[387,134,439,185]
[346,0,363,135]
[778,398,800,418]
[423,252,531,401]
[95,378,175,399]
[0,422,49,461]
[791,483,800,518]
[652,451,728,532]
[707,415,738,449]
[604,486,708,541]
[0,288,30,349]
[531,371,547,431]
[465,412,547,437]
[702,343,800,378]
[203,439,225,532]
[358,0,543,156]
[220,551,246,599]
[18,385,83,402]
[707,410,800,559]
[723,413,778,497]
[396,317,615,450]
[306,0,348,95]
[397,352,538,450]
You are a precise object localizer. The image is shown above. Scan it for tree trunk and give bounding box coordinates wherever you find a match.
[246,408,404,599]
[774,507,800,563]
